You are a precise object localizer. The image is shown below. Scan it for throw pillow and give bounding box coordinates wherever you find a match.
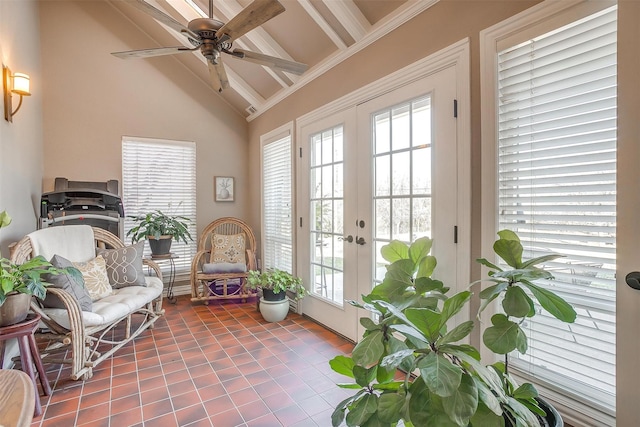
[211,233,246,263]
[97,241,147,289]
[42,254,93,312]
[73,256,112,301]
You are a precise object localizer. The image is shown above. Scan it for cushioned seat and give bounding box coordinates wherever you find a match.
[190,217,257,303]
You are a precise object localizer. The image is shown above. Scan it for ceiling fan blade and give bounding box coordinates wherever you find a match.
[208,60,230,93]
[124,0,199,41]
[215,0,285,43]
[232,49,308,75]
[112,46,197,59]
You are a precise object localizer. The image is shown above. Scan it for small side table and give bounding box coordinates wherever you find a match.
[0,314,51,417]
[146,253,178,304]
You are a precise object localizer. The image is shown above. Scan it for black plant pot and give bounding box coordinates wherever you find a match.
[506,397,563,427]
[148,236,172,257]
[262,288,286,301]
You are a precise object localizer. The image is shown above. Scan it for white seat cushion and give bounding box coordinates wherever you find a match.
[42,276,163,329]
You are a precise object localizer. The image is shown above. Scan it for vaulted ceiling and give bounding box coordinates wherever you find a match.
[107,0,437,120]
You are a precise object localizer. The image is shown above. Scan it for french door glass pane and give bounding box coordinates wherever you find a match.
[373,95,432,283]
[310,125,345,305]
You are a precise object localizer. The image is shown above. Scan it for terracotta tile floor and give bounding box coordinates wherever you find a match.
[29,296,355,427]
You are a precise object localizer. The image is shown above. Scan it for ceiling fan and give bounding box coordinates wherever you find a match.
[112,0,308,93]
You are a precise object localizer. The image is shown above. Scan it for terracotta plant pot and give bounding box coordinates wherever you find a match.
[0,293,32,327]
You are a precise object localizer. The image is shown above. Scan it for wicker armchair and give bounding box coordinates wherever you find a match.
[190,217,258,304]
[10,226,164,380]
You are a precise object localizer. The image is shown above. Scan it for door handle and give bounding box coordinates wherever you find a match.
[626,272,640,290]
[339,235,353,243]
[356,236,366,245]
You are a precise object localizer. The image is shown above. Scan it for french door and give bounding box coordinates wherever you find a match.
[297,64,464,341]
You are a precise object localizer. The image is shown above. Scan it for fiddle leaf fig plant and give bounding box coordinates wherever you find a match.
[329,231,576,427]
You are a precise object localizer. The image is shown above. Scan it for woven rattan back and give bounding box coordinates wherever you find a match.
[197,217,256,255]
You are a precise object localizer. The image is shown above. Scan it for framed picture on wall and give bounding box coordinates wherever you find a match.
[215,176,234,202]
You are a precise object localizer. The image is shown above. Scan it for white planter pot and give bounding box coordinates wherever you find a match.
[259,297,289,322]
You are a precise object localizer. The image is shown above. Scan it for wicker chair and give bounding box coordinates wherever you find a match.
[190,217,258,304]
[10,226,164,380]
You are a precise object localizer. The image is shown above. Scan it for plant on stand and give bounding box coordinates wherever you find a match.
[329,230,576,427]
[0,210,81,326]
[127,207,193,256]
[246,268,306,322]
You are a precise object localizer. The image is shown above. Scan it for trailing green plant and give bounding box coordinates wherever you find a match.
[0,210,81,306]
[127,209,193,244]
[246,268,307,300]
[329,230,576,427]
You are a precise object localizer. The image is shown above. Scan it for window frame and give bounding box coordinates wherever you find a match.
[480,1,617,426]
[121,136,197,280]
[260,122,296,274]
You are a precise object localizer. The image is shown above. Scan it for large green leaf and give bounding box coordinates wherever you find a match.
[408,381,458,427]
[521,281,577,323]
[417,255,437,278]
[405,308,442,342]
[493,238,523,268]
[442,373,478,426]
[483,314,527,355]
[414,277,446,295]
[479,282,509,300]
[330,355,356,378]
[352,330,385,367]
[476,257,503,272]
[360,317,379,331]
[381,240,409,263]
[377,392,406,424]
[418,352,462,397]
[389,324,429,347]
[512,382,538,400]
[520,253,563,269]
[345,393,378,426]
[332,390,365,427]
[409,237,433,263]
[504,396,541,427]
[370,278,411,303]
[381,349,416,370]
[441,291,472,326]
[354,365,377,387]
[473,378,503,416]
[388,336,415,372]
[439,321,475,346]
[469,402,505,427]
[502,286,533,318]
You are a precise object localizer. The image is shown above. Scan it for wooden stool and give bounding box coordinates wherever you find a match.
[0,314,51,417]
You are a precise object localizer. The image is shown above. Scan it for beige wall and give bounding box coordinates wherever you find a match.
[38,1,249,237]
[0,0,44,255]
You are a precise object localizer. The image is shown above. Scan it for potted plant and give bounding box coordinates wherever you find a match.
[127,209,193,256]
[0,211,79,326]
[246,268,306,322]
[329,230,575,427]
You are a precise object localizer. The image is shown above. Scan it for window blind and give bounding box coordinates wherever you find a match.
[262,134,293,273]
[497,6,616,411]
[122,137,197,277]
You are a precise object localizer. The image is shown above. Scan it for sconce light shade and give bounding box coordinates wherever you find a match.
[12,73,30,96]
[3,65,32,122]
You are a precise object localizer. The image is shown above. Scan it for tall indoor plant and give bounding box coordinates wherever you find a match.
[127,209,193,256]
[329,230,575,426]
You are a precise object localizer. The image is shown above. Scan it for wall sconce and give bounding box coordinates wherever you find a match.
[3,65,31,122]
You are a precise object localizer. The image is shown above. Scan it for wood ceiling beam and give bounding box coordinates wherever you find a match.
[322,0,370,42]
[297,0,348,50]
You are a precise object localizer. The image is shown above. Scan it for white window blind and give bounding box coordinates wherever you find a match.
[497,6,616,412]
[262,134,293,273]
[122,137,197,276]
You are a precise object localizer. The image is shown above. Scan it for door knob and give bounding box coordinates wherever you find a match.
[339,235,353,243]
[356,236,366,245]
[626,272,640,290]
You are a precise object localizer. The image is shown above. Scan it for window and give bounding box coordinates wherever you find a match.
[122,137,197,277]
[481,1,617,423]
[261,124,294,273]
